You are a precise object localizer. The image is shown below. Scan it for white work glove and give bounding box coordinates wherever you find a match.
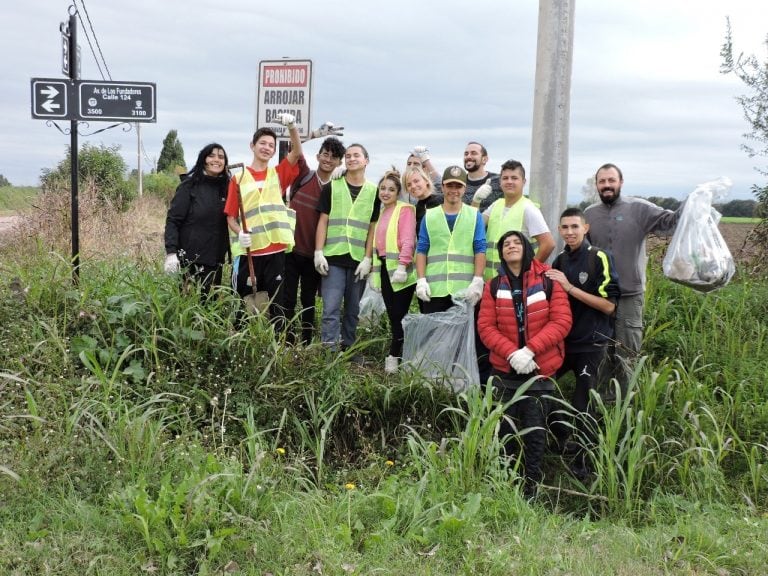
[509,346,537,374]
[521,358,539,374]
[309,121,344,139]
[465,275,485,305]
[354,256,372,281]
[391,264,408,284]
[238,230,252,249]
[330,166,346,180]
[314,250,329,276]
[410,145,430,162]
[471,180,493,204]
[164,253,180,274]
[415,278,431,302]
[275,113,296,128]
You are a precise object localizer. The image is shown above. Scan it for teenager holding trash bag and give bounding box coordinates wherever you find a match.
[478,230,572,495]
[223,114,303,327]
[164,143,231,295]
[370,168,416,374]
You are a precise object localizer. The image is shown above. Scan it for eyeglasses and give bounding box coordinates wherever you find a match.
[318,152,339,160]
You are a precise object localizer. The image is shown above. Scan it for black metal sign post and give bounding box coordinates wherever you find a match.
[31,8,157,284]
[67,11,80,284]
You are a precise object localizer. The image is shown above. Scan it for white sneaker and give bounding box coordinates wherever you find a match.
[384,355,399,374]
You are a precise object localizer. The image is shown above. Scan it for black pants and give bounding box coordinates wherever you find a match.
[494,374,549,485]
[419,294,454,314]
[378,260,416,358]
[474,301,491,384]
[552,348,607,455]
[234,251,286,330]
[283,251,321,344]
[183,262,223,297]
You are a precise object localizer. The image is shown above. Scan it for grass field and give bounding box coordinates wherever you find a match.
[0,185,39,214]
[720,215,760,224]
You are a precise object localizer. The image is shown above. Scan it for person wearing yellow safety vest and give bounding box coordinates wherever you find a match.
[314,143,381,356]
[415,165,487,315]
[224,114,303,327]
[370,169,416,374]
[474,160,555,281]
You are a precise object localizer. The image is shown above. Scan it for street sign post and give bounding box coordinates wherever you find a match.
[31,78,69,119]
[77,81,156,122]
[256,59,313,139]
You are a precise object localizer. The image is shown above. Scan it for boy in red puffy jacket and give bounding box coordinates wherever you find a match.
[478,230,572,494]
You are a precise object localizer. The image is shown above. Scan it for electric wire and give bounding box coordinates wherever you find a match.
[76,0,112,81]
[73,7,105,80]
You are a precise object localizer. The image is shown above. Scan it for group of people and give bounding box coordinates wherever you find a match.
[164,124,682,492]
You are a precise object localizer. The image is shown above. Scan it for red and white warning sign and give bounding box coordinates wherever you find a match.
[256,59,313,138]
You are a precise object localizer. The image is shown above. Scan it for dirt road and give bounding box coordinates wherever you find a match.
[0,215,20,231]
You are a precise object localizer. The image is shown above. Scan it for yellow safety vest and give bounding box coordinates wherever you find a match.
[324,178,377,261]
[229,167,295,256]
[371,202,417,291]
[484,196,537,280]
[424,204,478,297]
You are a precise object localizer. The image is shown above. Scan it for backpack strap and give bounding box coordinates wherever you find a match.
[291,169,317,192]
[490,275,501,300]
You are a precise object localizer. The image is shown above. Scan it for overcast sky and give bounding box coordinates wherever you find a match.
[2,0,766,203]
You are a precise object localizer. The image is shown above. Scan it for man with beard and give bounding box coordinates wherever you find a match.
[584,163,682,358]
[462,141,503,211]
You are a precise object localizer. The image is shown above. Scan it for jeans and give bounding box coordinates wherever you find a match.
[320,264,366,348]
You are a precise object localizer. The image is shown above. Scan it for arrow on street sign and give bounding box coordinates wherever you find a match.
[40,85,60,99]
[30,78,69,119]
[41,99,61,113]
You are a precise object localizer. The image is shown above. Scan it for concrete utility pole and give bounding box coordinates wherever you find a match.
[137,123,143,197]
[529,0,575,253]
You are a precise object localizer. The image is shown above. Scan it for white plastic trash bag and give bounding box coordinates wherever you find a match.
[401,299,479,392]
[663,177,736,292]
[358,282,386,327]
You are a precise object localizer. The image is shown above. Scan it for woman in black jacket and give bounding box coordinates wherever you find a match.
[164,143,230,294]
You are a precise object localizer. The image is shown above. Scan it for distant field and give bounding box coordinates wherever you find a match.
[720,216,760,224]
[0,185,39,214]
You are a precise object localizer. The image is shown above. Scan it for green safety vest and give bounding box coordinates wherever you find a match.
[371,202,417,291]
[484,196,538,280]
[424,204,478,297]
[229,167,295,257]
[324,178,377,261]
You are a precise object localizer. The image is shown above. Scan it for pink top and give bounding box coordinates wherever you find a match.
[375,203,416,266]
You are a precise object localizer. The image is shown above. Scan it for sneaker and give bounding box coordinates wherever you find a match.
[384,355,399,374]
